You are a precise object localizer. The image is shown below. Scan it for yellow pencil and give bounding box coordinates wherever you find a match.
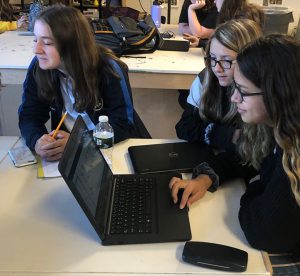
[52,111,68,139]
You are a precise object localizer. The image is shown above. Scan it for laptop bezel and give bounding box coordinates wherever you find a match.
[58,115,112,241]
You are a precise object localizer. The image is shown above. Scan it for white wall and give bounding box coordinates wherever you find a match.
[125,0,151,12]
[161,0,185,24]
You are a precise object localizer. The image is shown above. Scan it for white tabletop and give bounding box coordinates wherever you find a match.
[120,48,203,75]
[121,24,204,75]
[0,138,269,275]
[0,31,34,69]
[0,29,203,86]
[0,136,20,163]
[0,28,203,73]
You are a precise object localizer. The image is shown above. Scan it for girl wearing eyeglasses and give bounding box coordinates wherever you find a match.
[170,19,263,209]
[230,34,300,253]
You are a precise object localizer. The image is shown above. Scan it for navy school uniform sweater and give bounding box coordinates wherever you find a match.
[18,57,150,150]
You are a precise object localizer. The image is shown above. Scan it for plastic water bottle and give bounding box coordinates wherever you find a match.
[93,115,114,166]
[151,0,162,28]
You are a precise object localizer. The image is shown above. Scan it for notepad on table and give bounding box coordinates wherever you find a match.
[37,157,61,178]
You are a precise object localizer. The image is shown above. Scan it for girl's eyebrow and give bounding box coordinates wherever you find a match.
[209,53,236,59]
[235,81,248,90]
[34,35,54,40]
[41,36,54,40]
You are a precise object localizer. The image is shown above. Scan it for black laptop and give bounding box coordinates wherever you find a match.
[158,30,190,52]
[58,116,191,245]
[128,142,211,174]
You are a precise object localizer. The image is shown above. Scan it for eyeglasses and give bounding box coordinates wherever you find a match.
[232,79,263,102]
[204,56,236,70]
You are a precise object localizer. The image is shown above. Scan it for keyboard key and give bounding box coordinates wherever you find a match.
[110,176,156,235]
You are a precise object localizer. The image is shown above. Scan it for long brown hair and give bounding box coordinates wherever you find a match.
[34,5,121,112]
[203,0,216,11]
[218,0,264,28]
[237,34,300,205]
[0,0,15,21]
[199,19,262,123]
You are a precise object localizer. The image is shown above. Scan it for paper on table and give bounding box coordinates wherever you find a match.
[37,157,61,178]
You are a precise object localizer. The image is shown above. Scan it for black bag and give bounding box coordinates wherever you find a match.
[94,14,160,56]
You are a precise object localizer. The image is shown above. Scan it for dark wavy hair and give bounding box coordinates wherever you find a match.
[237,34,300,204]
[34,5,122,112]
[218,0,264,28]
[203,0,216,11]
[0,0,16,21]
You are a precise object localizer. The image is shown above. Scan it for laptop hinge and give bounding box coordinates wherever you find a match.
[106,176,117,235]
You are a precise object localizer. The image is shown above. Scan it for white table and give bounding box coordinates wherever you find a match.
[0,136,20,163]
[0,29,204,89]
[0,138,270,275]
[0,31,34,85]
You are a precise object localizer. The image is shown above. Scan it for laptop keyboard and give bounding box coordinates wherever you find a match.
[110,176,156,235]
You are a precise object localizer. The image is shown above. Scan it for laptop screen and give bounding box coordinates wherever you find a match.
[59,116,113,238]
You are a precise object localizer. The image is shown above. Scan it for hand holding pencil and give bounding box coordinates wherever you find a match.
[52,111,68,139]
[34,112,69,161]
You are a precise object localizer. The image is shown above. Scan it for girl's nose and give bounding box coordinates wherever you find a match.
[231,88,241,103]
[214,62,224,73]
[215,61,224,72]
[33,40,43,54]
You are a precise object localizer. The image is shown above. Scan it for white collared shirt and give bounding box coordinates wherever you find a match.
[187,76,203,108]
[59,72,95,132]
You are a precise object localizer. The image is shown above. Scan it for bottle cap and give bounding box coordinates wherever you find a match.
[99,115,108,122]
[153,0,161,5]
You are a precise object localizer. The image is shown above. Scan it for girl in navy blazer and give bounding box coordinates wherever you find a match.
[19,5,150,161]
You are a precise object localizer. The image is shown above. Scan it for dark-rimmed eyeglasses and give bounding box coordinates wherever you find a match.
[232,79,263,102]
[204,56,236,70]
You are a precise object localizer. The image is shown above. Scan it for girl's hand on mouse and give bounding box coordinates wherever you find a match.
[169,174,212,209]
